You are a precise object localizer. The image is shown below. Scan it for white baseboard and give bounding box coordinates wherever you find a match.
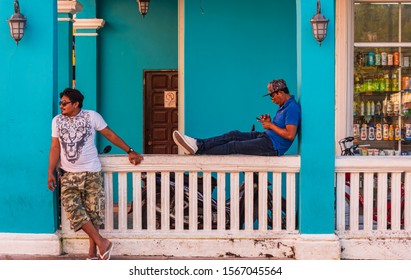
[0,233,62,255]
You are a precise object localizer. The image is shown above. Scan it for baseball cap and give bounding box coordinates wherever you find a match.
[263,79,287,97]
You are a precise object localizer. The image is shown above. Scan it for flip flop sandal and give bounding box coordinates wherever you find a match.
[100,242,114,260]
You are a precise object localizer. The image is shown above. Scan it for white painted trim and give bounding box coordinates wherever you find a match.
[178,0,185,154]
[73,33,99,37]
[0,233,61,255]
[58,1,83,14]
[58,18,73,22]
[335,0,353,154]
[63,238,298,259]
[341,239,411,259]
[336,156,411,172]
[73,18,105,30]
[354,42,411,47]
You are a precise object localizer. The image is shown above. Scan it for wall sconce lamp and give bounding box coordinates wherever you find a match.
[310,0,329,46]
[137,0,150,18]
[7,0,27,45]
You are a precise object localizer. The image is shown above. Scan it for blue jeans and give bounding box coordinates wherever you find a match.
[196,130,278,156]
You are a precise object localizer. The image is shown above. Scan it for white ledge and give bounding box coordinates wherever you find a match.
[58,1,83,14]
[99,154,301,173]
[73,18,105,30]
[335,156,411,172]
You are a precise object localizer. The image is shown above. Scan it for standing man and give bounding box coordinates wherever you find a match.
[47,88,144,260]
[173,79,301,156]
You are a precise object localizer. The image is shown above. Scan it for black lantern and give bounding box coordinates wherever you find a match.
[310,0,329,46]
[7,0,27,45]
[137,0,150,17]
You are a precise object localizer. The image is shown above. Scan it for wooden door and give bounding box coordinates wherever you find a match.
[144,70,178,154]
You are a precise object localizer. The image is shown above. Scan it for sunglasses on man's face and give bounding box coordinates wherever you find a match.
[59,101,72,107]
[269,91,280,97]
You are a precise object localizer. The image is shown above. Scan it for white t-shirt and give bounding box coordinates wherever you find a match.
[51,110,108,172]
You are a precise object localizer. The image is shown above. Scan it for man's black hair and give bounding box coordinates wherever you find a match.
[60,88,84,108]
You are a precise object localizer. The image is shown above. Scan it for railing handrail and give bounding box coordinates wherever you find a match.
[336,156,411,172]
[100,154,301,173]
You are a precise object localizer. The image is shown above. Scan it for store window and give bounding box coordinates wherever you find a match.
[352,1,411,156]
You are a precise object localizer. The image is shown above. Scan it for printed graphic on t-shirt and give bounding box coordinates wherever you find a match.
[56,111,92,163]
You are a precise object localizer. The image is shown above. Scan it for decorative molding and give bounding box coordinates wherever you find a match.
[58,0,83,14]
[58,18,73,22]
[73,18,105,31]
[73,33,99,37]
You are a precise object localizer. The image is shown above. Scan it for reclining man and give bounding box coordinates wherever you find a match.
[173,78,301,156]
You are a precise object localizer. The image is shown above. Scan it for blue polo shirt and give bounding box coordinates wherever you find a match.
[265,96,301,156]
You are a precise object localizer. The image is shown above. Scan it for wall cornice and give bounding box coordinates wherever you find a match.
[73,18,105,30]
[58,1,83,14]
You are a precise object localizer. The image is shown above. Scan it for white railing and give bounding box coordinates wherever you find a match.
[91,154,300,238]
[335,156,411,235]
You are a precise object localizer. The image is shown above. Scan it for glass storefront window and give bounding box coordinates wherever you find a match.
[354,3,399,42]
[352,1,411,156]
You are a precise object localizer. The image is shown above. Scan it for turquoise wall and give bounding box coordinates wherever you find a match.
[0,0,57,233]
[0,0,336,235]
[297,0,335,233]
[96,0,178,153]
[184,0,298,155]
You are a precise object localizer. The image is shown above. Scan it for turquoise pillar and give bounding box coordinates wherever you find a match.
[57,1,83,115]
[297,0,336,234]
[72,0,100,110]
[73,19,104,111]
[0,0,58,233]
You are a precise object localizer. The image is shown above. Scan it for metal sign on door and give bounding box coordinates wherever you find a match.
[164,91,177,108]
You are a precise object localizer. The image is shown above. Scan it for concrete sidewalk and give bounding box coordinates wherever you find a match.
[0,254,271,260]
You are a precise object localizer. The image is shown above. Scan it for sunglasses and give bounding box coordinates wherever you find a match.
[59,101,72,106]
[269,91,280,97]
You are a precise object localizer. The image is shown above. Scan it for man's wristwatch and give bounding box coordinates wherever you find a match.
[127,147,135,154]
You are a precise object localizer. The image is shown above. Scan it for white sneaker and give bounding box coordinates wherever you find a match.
[172,130,198,155]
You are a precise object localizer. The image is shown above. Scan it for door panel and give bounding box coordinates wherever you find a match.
[144,70,178,154]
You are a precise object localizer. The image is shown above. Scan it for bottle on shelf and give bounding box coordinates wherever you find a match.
[386,99,393,116]
[368,51,375,66]
[394,52,400,66]
[373,74,380,92]
[356,51,364,66]
[371,100,375,116]
[366,100,371,116]
[392,74,399,92]
[406,123,411,141]
[379,73,386,92]
[395,124,401,140]
[376,123,383,140]
[383,123,389,140]
[376,100,382,115]
[384,74,391,92]
[388,124,394,140]
[361,124,368,141]
[354,75,361,93]
[353,123,360,139]
[381,52,387,65]
[366,78,374,92]
[383,98,388,115]
[394,100,399,116]
[375,49,381,66]
[368,125,375,140]
[360,100,365,116]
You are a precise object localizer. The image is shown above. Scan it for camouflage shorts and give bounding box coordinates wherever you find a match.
[60,171,105,232]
